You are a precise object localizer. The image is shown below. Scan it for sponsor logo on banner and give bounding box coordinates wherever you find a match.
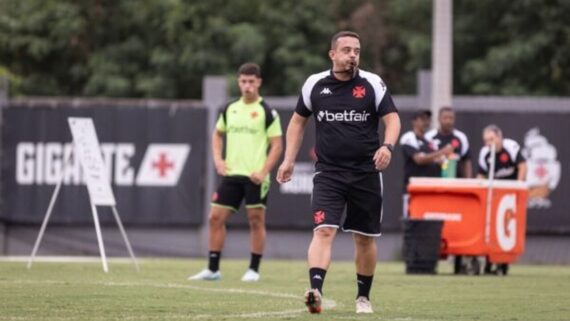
[424,212,462,222]
[15,142,190,187]
[136,144,190,186]
[522,128,561,209]
[496,194,517,252]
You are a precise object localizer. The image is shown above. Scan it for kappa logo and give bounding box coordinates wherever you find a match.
[500,152,509,163]
[314,210,326,224]
[320,87,332,95]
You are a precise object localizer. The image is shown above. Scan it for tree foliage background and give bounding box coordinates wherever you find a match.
[0,0,568,98]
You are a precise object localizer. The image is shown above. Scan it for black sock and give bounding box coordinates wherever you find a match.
[249,253,262,272]
[309,267,327,295]
[208,251,221,272]
[356,274,374,299]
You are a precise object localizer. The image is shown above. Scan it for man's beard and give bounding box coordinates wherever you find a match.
[333,61,357,74]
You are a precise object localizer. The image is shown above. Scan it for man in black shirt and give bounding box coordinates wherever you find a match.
[425,107,473,178]
[277,31,400,314]
[399,110,453,216]
[477,124,526,181]
[425,107,473,273]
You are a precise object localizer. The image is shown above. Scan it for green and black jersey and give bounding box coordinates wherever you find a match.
[216,97,282,181]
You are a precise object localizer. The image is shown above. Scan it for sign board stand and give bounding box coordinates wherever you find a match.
[27,117,139,273]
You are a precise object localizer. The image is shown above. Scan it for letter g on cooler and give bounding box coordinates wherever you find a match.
[496,194,517,252]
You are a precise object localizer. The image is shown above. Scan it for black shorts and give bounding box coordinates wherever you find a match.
[211,175,270,212]
[312,171,383,236]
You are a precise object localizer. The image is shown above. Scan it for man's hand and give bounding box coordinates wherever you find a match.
[276,161,294,184]
[441,144,455,156]
[214,159,228,176]
[250,171,267,185]
[373,146,392,171]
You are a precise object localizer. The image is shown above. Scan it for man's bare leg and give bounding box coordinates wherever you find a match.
[243,207,266,280]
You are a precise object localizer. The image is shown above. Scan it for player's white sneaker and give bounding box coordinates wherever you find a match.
[355,296,373,314]
[304,289,322,314]
[240,269,260,282]
[187,269,221,281]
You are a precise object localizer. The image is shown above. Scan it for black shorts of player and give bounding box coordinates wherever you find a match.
[312,171,383,237]
[211,175,270,212]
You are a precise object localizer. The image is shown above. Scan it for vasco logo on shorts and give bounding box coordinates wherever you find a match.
[314,210,326,224]
[316,110,370,122]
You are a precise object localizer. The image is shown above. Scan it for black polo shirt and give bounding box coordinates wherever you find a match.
[295,69,398,172]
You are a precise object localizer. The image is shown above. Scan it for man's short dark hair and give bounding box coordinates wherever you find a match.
[238,63,261,78]
[412,109,432,120]
[331,31,360,49]
[439,106,454,115]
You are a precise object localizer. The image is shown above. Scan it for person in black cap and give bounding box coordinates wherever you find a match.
[399,109,454,217]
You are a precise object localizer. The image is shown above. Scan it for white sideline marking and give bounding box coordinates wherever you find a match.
[1,279,337,319]
[0,256,133,263]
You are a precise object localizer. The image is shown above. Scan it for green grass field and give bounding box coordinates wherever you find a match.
[0,258,568,321]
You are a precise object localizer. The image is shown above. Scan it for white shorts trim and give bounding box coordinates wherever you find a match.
[341,228,382,237]
[313,224,339,232]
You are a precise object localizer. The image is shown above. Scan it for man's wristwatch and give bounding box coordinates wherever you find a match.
[381,143,394,153]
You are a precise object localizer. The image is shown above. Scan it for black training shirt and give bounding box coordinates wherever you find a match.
[295,69,398,172]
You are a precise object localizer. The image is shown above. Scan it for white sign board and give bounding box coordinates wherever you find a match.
[68,117,116,206]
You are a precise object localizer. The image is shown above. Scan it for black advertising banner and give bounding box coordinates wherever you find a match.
[229,109,570,234]
[2,104,568,233]
[1,104,207,225]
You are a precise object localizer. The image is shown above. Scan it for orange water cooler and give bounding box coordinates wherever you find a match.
[407,178,528,272]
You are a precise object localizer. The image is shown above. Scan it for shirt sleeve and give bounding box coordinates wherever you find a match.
[515,149,526,164]
[399,133,421,159]
[295,94,312,117]
[215,111,226,132]
[266,109,283,137]
[401,145,419,159]
[378,90,398,117]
